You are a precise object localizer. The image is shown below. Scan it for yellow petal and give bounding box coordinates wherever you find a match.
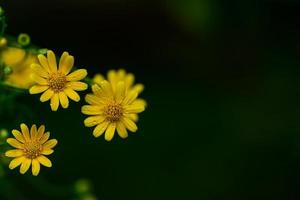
[135,99,147,107]
[124,103,145,114]
[40,132,50,144]
[37,125,45,140]
[37,156,52,167]
[58,52,69,72]
[50,93,59,111]
[9,156,25,169]
[107,70,117,83]
[12,130,25,143]
[58,52,69,68]
[21,123,30,141]
[31,74,48,85]
[42,148,54,155]
[100,80,113,98]
[31,63,49,78]
[123,90,138,105]
[5,150,24,157]
[7,138,23,149]
[93,74,104,85]
[82,105,104,115]
[1,47,26,65]
[91,84,103,97]
[132,84,144,94]
[117,69,126,78]
[40,89,54,102]
[125,113,139,122]
[38,54,50,73]
[105,123,116,141]
[125,73,134,88]
[32,159,40,176]
[121,117,138,132]
[66,81,88,91]
[20,158,32,174]
[60,54,74,75]
[59,92,69,109]
[117,122,128,139]
[84,115,106,127]
[47,50,57,72]
[85,94,105,105]
[29,85,49,94]
[43,139,58,149]
[66,69,87,81]
[107,70,118,91]
[115,82,125,103]
[64,88,80,102]
[93,121,110,137]
[30,124,38,140]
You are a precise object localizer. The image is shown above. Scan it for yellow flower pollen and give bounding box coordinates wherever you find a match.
[104,102,123,122]
[23,141,42,159]
[48,72,67,93]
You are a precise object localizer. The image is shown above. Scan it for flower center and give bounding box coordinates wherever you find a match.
[23,141,42,159]
[48,72,67,93]
[104,102,123,122]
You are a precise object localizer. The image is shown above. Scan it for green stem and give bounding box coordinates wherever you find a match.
[0,15,7,37]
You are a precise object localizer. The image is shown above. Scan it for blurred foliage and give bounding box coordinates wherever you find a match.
[166,0,220,35]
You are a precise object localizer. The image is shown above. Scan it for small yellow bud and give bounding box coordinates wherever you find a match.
[0,37,7,48]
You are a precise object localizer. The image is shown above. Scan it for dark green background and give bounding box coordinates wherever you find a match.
[1,0,300,199]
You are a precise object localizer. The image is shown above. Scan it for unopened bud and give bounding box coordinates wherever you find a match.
[0,37,7,48]
[38,48,48,55]
[74,179,92,194]
[0,129,8,139]
[18,33,31,47]
[3,66,12,75]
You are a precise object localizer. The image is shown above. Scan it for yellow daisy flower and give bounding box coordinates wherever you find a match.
[82,80,146,141]
[0,47,38,89]
[29,50,88,111]
[5,123,57,176]
[93,69,144,95]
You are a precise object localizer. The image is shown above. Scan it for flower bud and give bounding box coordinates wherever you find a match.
[38,48,48,55]
[18,33,31,47]
[0,129,8,139]
[3,66,12,75]
[0,37,7,48]
[74,179,92,194]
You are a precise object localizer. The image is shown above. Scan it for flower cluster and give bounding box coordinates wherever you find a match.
[1,49,147,176]
[0,6,146,178]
